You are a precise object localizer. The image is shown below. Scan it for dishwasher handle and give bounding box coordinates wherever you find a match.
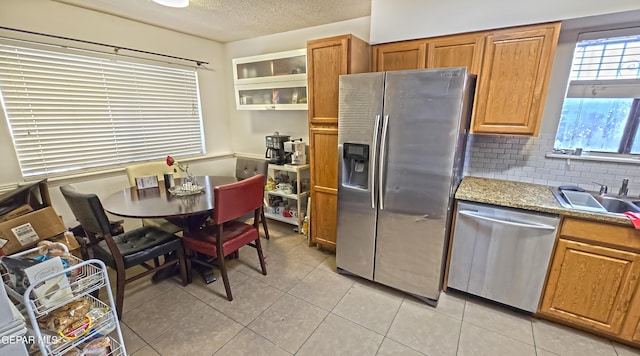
[458,210,557,231]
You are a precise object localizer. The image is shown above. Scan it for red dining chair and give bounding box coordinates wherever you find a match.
[182,174,267,300]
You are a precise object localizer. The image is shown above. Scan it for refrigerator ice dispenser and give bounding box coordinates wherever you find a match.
[342,142,369,190]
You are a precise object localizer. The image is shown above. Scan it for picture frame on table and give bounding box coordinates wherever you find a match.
[135,176,159,190]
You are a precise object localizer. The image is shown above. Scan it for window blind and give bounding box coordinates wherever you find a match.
[0,41,204,178]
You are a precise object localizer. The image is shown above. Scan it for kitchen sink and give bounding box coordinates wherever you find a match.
[593,195,640,213]
[551,188,640,214]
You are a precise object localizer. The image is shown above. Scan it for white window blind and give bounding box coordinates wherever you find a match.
[0,41,204,178]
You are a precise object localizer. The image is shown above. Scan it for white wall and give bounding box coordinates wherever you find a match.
[225,17,371,157]
[370,0,640,44]
[0,0,234,228]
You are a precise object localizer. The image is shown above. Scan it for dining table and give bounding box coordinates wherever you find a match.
[102,175,238,283]
[102,175,237,233]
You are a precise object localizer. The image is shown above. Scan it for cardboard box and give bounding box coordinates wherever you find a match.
[0,207,66,255]
[0,180,67,255]
[0,204,33,222]
[0,180,51,216]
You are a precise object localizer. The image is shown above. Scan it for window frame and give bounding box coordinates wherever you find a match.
[554,28,640,156]
[619,100,640,153]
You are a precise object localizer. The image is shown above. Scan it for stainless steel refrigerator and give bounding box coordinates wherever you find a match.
[336,68,475,304]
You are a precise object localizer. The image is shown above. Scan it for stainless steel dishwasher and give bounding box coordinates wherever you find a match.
[447,201,559,312]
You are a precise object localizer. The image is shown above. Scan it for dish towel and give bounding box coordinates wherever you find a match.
[623,212,640,229]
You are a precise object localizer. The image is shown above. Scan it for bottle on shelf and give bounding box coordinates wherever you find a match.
[302,216,309,236]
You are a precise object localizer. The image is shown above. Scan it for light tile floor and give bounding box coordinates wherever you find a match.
[106,221,640,356]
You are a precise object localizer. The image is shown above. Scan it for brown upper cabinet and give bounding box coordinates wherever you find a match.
[370,22,561,136]
[473,23,560,136]
[307,35,370,125]
[371,40,426,72]
[427,32,484,75]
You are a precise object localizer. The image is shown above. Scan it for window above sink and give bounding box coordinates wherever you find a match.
[553,29,640,157]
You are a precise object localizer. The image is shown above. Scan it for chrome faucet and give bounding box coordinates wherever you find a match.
[592,182,608,195]
[619,178,629,196]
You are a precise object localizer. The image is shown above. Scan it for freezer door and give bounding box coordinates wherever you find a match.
[336,72,385,279]
[374,68,473,299]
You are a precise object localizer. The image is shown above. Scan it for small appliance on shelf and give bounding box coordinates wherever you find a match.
[265,132,290,165]
[284,139,306,165]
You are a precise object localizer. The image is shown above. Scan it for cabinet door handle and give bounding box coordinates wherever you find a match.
[458,210,557,230]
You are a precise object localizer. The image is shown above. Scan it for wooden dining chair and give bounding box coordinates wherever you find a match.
[125,161,181,234]
[182,174,267,301]
[235,157,270,240]
[125,161,179,187]
[60,185,188,318]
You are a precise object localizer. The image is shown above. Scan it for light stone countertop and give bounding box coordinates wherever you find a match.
[455,176,634,226]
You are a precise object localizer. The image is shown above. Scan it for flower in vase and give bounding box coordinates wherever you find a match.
[166,155,190,176]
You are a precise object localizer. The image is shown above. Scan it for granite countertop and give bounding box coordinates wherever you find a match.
[456,176,634,226]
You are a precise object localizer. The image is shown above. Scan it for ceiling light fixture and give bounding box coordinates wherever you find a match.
[152,0,189,8]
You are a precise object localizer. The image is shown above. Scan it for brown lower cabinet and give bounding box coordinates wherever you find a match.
[308,126,338,249]
[307,34,369,249]
[539,218,640,346]
[634,319,640,342]
[623,262,640,343]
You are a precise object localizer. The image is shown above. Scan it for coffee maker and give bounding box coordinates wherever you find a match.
[284,139,306,165]
[265,132,290,165]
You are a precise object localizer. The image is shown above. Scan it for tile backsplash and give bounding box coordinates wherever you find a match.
[463,133,640,195]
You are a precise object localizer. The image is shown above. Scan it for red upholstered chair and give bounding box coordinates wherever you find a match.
[182,174,267,300]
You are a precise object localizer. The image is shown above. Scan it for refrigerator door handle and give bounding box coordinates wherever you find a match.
[371,115,381,209]
[458,210,558,230]
[379,115,389,210]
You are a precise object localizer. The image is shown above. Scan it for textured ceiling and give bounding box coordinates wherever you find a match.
[53,0,372,43]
